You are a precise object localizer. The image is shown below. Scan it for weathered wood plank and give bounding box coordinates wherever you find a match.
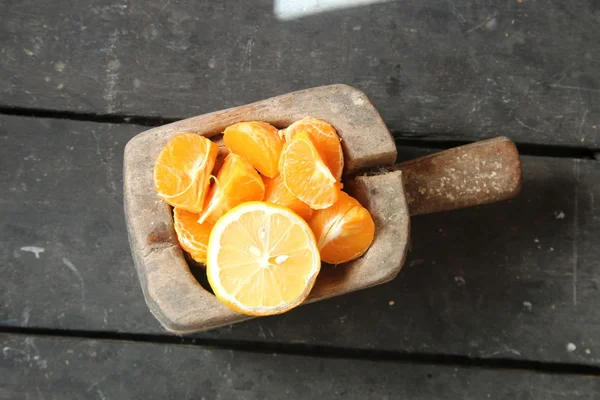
[2,334,600,400]
[1,0,599,147]
[1,115,599,366]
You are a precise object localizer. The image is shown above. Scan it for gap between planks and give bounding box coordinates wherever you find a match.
[1,326,600,378]
[0,105,598,160]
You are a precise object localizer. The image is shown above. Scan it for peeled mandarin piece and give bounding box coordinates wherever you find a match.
[198,153,265,225]
[283,117,344,181]
[223,121,283,178]
[173,207,213,264]
[308,191,375,264]
[153,133,219,212]
[206,201,321,316]
[279,131,340,210]
[262,174,313,221]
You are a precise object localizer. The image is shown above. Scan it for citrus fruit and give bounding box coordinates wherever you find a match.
[198,153,265,225]
[262,174,313,221]
[279,131,340,210]
[153,133,218,213]
[282,116,344,181]
[308,191,375,264]
[223,121,283,178]
[206,201,321,316]
[173,207,213,264]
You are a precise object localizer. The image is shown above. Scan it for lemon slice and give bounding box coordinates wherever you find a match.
[206,201,320,316]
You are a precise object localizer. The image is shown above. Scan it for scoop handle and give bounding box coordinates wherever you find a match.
[394,137,522,216]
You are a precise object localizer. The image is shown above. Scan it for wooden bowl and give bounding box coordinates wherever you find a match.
[123,85,409,333]
[124,84,521,334]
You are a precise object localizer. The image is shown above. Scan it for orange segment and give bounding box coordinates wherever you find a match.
[206,201,321,316]
[279,131,340,210]
[173,207,213,264]
[283,117,344,181]
[198,153,265,225]
[223,121,283,178]
[308,191,375,264]
[153,133,218,212]
[262,174,313,221]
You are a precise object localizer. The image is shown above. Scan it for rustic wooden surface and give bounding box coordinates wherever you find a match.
[1,115,599,368]
[2,0,600,396]
[3,334,600,400]
[1,0,599,148]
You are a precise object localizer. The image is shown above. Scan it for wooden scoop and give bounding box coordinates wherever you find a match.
[123,84,522,334]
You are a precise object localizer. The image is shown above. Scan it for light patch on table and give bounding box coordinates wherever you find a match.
[103,29,121,113]
[20,246,45,259]
[62,258,86,309]
[274,0,393,20]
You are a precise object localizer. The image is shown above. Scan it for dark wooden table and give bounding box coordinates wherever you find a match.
[1,1,600,398]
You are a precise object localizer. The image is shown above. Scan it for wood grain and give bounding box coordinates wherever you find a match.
[0,0,598,147]
[396,136,522,215]
[2,334,600,400]
[1,115,599,365]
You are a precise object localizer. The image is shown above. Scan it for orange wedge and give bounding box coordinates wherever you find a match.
[223,121,283,178]
[308,191,375,264]
[153,133,218,212]
[206,201,321,316]
[282,117,344,181]
[198,153,265,225]
[173,207,213,264]
[279,131,340,210]
[262,174,313,221]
